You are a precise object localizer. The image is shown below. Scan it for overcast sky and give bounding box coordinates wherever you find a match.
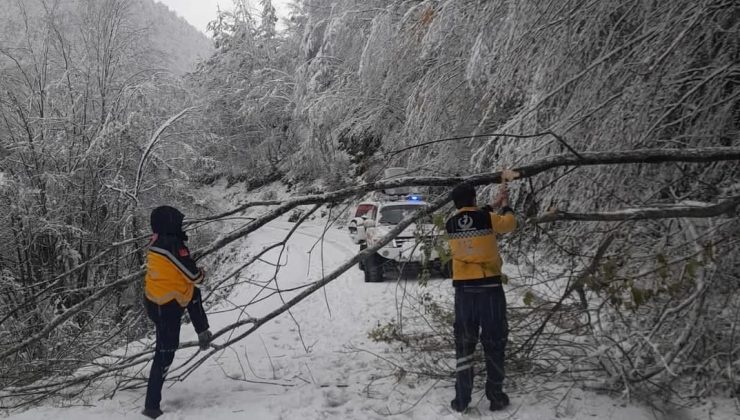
[156,0,290,35]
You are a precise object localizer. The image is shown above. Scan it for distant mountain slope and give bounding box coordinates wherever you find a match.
[140,0,214,74]
[0,0,213,74]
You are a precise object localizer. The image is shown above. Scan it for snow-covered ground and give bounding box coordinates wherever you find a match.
[6,182,738,419]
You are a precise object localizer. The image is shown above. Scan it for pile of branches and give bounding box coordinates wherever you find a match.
[367,210,739,404]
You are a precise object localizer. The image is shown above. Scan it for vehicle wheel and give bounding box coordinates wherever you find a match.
[363,253,384,283]
[358,244,366,271]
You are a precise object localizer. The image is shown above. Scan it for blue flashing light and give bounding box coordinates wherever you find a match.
[406,194,422,201]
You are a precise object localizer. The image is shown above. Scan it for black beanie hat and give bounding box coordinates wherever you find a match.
[450,184,476,209]
[150,206,187,240]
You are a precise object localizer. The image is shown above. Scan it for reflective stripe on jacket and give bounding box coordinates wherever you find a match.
[445,206,516,286]
[144,234,204,307]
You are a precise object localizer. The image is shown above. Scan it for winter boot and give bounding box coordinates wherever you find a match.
[141,407,164,419]
[198,329,213,351]
[450,398,469,412]
[489,392,510,411]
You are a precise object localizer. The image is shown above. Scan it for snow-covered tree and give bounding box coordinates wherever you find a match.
[259,0,278,40]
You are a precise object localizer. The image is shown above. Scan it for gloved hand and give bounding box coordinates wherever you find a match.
[197,330,213,351]
[491,183,509,208]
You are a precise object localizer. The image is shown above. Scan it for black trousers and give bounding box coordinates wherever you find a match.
[144,287,209,410]
[453,286,508,405]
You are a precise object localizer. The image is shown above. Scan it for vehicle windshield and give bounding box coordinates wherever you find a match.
[378,205,426,225]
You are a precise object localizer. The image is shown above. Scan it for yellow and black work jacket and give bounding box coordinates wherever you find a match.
[144,234,204,307]
[445,206,516,287]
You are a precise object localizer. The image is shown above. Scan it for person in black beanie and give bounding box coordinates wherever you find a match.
[446,182,516,413]
[142,206,212,419]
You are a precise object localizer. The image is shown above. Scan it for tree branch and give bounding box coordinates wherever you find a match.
[516,235,615,357]
[134,107,194,197]
[530,195,740,223]
[195,147,740,260]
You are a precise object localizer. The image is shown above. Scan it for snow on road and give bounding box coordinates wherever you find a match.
[7,183,737,419]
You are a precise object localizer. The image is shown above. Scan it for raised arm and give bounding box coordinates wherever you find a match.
[486,180,517,234]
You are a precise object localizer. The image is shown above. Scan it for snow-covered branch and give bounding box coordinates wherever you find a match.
[530,195,740,223]
[134,107,195,198]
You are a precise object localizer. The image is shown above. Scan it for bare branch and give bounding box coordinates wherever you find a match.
[517,235,615,356]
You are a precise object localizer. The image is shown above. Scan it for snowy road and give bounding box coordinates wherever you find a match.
[186,219,457,419]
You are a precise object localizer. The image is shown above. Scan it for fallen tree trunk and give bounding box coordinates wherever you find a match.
[197,146,740,260]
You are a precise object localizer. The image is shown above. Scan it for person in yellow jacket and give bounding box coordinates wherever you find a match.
[142,206,212,419]
[445,182,516,412]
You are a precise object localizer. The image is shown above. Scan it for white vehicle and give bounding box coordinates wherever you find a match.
[348,167,412,245]
[352,195,449,282]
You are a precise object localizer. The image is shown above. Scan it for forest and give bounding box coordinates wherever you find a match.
[0,0,738,418]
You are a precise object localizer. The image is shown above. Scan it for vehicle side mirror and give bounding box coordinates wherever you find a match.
[363,219,376,228]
